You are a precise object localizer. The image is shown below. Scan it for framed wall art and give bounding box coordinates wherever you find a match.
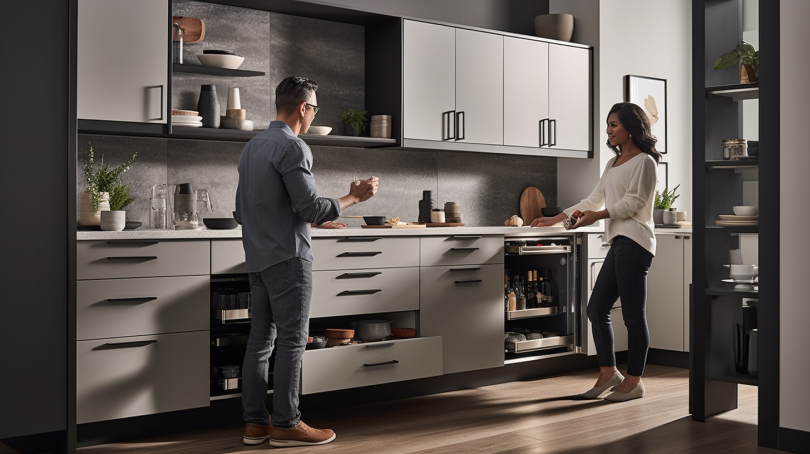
[624,75,667,154]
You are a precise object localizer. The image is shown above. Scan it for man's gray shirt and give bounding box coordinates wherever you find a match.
[236,121,340,272]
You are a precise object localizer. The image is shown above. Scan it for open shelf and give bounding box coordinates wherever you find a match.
[705,226,758,234]
[706,83,759,102]
[706,372,758,386]
[170,126,397,147]
[173,63,265,77]
[705,159,759,169]
[705,287,758,298]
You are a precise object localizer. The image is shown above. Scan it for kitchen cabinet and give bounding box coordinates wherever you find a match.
[77,0,168,125]
[503,37,548,148]
[647,233,690,352]
[548,45,591,152]
[583,234,627,356]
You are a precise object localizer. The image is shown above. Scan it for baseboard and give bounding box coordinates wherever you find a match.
[1,430,68,454]
[779,427,810,454]
[646,348,689,369]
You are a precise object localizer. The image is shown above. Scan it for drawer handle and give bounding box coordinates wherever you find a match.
[336,272,382,279]
[102,297,158,305]
[95,340,157,350]
[450,267,480,272]
[106,256,158,261]
[363,360,399,368]
[449,248,479,252]
[337,252,382,257]
[602,243,611,248]
[337,289,382,296]
[106,241,159,246]
[337,237,381,242]
[455,279,482,284]
[675,235,681,239]
[450,235,482,239]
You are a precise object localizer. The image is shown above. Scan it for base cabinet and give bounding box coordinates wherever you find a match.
[647,234,691,352]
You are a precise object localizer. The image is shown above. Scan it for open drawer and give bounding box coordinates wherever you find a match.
[301,336,442,394]
[505,334,575,353]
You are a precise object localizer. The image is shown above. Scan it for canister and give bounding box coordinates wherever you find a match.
[430,209,445,223]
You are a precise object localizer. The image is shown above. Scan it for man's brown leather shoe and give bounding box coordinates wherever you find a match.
[243,423,273,445]
[268,421,336,448]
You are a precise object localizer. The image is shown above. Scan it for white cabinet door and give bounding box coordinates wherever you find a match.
[548,45,590,151]
[77,0,167,123]
[455,29,503,145]
[504,37,548,148]
[682,234,692,352]
[403,20,455,141]
[420,264,504,374]
[584,259,627,355]
[647,234,685,351]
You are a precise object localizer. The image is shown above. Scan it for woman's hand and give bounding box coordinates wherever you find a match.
[530,213,567,228]
[572,209,608,228]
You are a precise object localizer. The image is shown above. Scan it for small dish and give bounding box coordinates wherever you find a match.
[306,126,332,135]
[203,218,239,229]
[197,53,245,69]
[718,214,758,221]
[732,205,758,216]
[172,115,203,123]
[173,122,203,128]
[306,336,328,350]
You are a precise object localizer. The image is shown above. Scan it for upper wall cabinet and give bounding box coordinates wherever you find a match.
[548,45,591,152]
[77,0,168,126]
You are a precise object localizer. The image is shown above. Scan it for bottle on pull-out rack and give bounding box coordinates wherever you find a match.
[515,275,526,311]
[542,269,554,306]
[526,271,535,309]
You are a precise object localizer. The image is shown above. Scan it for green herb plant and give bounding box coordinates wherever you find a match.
[83,142,137,211]
[713,40,759,79]
[654,184,680,210]
[339,108,368,134]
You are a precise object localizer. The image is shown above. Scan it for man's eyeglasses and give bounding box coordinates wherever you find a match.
[305,103,319,115]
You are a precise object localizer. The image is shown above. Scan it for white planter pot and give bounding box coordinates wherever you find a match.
[79,191,110,226]
[100,210,126,231]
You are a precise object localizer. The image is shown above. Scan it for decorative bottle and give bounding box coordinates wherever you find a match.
[197,84,220,128]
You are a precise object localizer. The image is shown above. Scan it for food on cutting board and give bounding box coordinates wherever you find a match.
[311,221,347,229]
[504,215,524,227]
[385,216,401,226]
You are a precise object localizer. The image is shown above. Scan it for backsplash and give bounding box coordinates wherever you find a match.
[76,134,557,227]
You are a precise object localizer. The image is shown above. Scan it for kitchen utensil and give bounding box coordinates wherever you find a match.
[418,190,433,223]
[728,249,743,265]
[306,336,328,350]
[724,264,758,278]
[173,122,203,128]
[326,337,351,347]
[124,221,141,230]
[354,320,392,341]
[173,184,213,230]
[172,115,203,123]
[306,126,332,135]
[172,16,205,43]
[340,215,386,225]
[430,209,445,223]
[391,328,416,339]
[519,187,546,224]
[733,206,757,216]
[150,184,172,229]
[203,218,238,230]
[324,328,354,339]
[172,23,183,64]
[227,88,241,110]
[722,139,746,160]
[197,54,244,69]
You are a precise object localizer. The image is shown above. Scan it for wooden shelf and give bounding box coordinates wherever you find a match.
[170,126,397,148]
[706,372,758,387]
[173,63,265,77]
[706,83,759,102]
[705,159,759,169]
[705,287,758,298]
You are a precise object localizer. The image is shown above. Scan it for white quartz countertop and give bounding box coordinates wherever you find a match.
[76,225,690,240]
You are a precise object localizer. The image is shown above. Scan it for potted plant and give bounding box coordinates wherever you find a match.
[713,40,759,83]
[654,184,680,225]
[80,142,137,227]
[340,108,368,136]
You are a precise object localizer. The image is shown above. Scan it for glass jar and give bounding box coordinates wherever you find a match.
[722,139,746,160]
[172,23,184,64]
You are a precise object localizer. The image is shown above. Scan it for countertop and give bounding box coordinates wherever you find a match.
[76,225,691,240]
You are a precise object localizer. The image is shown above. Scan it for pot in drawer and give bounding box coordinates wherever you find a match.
[354,320,392,341]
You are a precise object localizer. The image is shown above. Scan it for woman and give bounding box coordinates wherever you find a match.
[531,102,660,401]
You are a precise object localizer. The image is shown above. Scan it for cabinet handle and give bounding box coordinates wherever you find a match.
[103,297,158,304]
[675,235,681,239]
[685,236,690,240]
[602,243,611,248]
[454,279,482,284]
[450,267,480,272]
[146,85,164,121]
[449,247,479,252]
[442,110,455,140]
[549,119,557,146]
[105,241,158,246]
[363,360,399,367]
[455,111,465,140]
[539,119,547,146]
[106,256,158,261]
[337,289,382,296]
[596,234,603,239]
[451,235,482,239]
[336,272,382,279]
[337,251,382,257]
[337,237,381,243]
[95,340,157,350]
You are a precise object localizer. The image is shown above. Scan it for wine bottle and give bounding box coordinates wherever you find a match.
[526,271,535,309]
[516,276,526,310]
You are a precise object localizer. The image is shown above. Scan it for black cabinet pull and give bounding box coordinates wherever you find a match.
[442,110,455,140]
[337,237,381,243]
[95,340,157,350]
[450,235,481,239]
[455,111,465,140]
[337,289,382,296]
[105,241,158,246]
[675,235,681,239]
[450,267,480,272]
[685,236,691,240]
[336,272,382,279]
[455,279,482,284]
[363,360,399,367]
[337,251,382,257]
[106,256,158,261]
[103,297,158,304]
[449,247,479,252]
[539,118,548,146]
[549,119,557,146]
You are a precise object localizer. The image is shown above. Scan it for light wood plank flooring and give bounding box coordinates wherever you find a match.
[66,365,777,453]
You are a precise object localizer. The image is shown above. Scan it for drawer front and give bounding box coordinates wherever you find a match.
[211,239,246,274]
[420,235,504,266]
[77,331,209,424]
[312,267,419,318]
[312,237,419,271]
[301,336,442,394]
[77,240,210,280]
[77,276,210,340]
[587,233,611,258]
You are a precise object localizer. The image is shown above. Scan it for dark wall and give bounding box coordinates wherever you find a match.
[0,0,71,442]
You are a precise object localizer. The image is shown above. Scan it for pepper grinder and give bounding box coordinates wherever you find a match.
[418,190,433,223]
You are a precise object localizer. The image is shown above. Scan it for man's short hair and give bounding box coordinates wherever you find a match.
[275,76,318,115]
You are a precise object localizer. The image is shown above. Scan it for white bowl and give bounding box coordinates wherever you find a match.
[197,54,245,70]
[306,126,332,135]
[733,205,758,216]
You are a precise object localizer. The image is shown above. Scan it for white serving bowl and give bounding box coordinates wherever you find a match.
[306,126,332,135]
[197,54,245,69]
[733,205,758,216]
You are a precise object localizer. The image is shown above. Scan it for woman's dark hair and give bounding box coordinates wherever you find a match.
[275,76,318,115]
[606,102,661,163]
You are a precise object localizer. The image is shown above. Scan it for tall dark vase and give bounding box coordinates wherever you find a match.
[197,84,220,128]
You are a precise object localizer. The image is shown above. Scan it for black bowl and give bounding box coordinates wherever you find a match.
[204,218,239,229]
[363,216,386,225]
[306,336,328,350]
[203,49,236,55]
[541,207,565,217]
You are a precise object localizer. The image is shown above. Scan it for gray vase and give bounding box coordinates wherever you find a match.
[197,84,220,128]
[663,209,678,225]
[100,210,126,231]
[653,209,665,225]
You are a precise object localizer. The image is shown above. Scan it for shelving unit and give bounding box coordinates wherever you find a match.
[706,82,759,101]
[173,63,265,77]
[170,126,397,147]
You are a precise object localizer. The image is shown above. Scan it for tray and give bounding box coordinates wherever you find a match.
[360,224,426,229]
[505,334,574,353]
[172,16,205,43]
[425,223,465,227]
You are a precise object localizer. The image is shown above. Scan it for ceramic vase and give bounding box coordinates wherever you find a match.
[79,191,110,226]
[534,14,575,42]
[653,208,665,225]
[100,210,126,231]
[663,209,678,225]
[197,84,220,128]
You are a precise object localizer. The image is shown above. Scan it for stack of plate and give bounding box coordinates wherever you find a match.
[715,214,758,227]
[172,109,203,128]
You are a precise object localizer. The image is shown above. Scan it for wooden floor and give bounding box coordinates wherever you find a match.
[28,365,782,453]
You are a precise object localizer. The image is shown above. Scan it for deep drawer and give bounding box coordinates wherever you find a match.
[76,331,209,424]
[77,240,210,280]
[587,233,611,259]
[420,235,504,266]
[301,336,442,394]
[312,237,419,271]
[77,275,209,340]
[211,239,246,274]
[311,267,419,318]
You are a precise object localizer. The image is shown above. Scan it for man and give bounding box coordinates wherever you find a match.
[236,76,378,448]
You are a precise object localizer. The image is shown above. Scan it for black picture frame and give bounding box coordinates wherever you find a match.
[624,75,667,154]
[656,161,669,195]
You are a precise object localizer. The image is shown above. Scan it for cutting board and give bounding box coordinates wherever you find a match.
[172,16,205,43]
[360,224,427,229]
[519,187,546,224]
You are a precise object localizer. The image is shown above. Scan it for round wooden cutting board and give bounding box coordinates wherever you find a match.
[519,187,546,224]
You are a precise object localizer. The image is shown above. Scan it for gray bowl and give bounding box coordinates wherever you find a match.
[363,216,386,225]
[355,320,392,341]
